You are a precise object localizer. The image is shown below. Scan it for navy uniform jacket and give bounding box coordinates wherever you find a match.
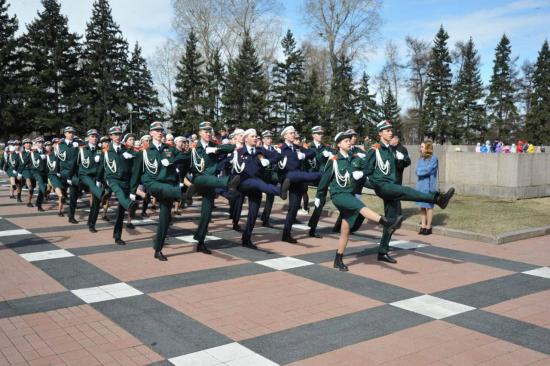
[277,143,315,178]
[234,146,279,181]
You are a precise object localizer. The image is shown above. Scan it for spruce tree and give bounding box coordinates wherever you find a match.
[0,0,20,135]
[302,69,326,137]
[128,42,161,134]
[328,54,356,135]
[381,88,401,136]
[222,32,269,130]
[356,72,381,141]
[485,34,519,140]
[174,30,205,133]
[451,38,485,144]
[271,30,306,130]
[204,48,225,129]
[423,26,453,143]
[81,0,130,132]
[18,0,82,134]
[525,40,550,144]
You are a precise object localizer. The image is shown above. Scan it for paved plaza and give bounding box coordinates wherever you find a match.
[1,178,550,365]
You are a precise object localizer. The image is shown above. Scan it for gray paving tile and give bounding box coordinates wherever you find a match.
[69,240,153,256]
[0,219,22,231]
[433,273,550,308]
[1,235,59,254]
[130,263,274,294]
[217,244,282,262]
[0,292,84,319]
[92,295,231,358]
[32,256,120,290]
[146,361,171,366]
[446,309,550,355]
[287,265,422,303]
[294,245,377,264]
[242,305,431,365]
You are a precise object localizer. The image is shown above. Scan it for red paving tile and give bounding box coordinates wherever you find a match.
[0,245,66,301]
[82,245,248,282]
[35,226,154,249]
[0,305,162,366]
[152,271,382,341]
[484,289,550,329]
[287,321,550,366]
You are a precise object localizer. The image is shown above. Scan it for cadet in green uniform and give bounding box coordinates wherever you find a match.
[78,129,105,233]
[363,120,455,263]
[47,139,65,216]
[30,137,48,212]
[316,131,403,271]
[103,126,139,245]
[6,140,22,200]
[189,121,240,254]
[18,138,35,207]
[57,126,80,223]
[137,121,190,261]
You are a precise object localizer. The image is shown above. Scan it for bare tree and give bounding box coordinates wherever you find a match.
[377,40,403,101]
[405,36,430,114]
[303,0,382,75]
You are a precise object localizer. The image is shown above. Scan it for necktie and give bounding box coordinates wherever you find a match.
[251,148,255,155]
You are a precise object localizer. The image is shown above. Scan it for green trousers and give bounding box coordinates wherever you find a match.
[32,172,47,207]
[308,191,327,232]
[375,183,435,254]
[194,187,216,244]
[145,181,182,251]
[107,178,131,240]
[80,175,102,229]
[193,175,229,189]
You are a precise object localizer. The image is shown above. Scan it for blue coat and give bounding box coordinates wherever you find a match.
[415,155,438,208]
[234,146,279,181]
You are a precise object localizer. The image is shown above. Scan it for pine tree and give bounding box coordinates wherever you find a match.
[174,30,205,133]
[18,0,83,134]
[423,26,453,143]
[81,0,130,132]
[0,0,20,135]
[204,48,225,129]
[381,88,401,135]
[223,32,269,130]
[328,54,356,135]
[451,38,485,144]
[271,30,306,130]
[525,40,550,144]
[128,42,161,134]
[485,34,519,140]
[302,69,326,137]
[356,72,381,141]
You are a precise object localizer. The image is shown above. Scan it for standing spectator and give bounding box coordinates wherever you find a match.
[475,142,481,152]
[511,143,517,153]
[416,140,438,235]
[517,140,524,153]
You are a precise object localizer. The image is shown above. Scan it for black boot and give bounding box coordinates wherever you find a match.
[17,193,22,202]
[154,250,168,261]
[197,241,212,254]
[115,238,126,245]
[68,217,78,224]
[242,239,258,249]
[309,228,322,238]
[37,206,45,212]
[378,253,397,263]
[333,252,349,271]
[89,226,97,233]
[435,187,455,209]
[232,224,242,232]
[282,234,297,244]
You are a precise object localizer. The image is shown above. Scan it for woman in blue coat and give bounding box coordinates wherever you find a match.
[416,140,438,235]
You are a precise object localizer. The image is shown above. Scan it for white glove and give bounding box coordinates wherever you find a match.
[356,152,366,159]
[67,179,72,185]
[396,151,405,160]
[352,171,364,180]
[129,194,136,201]
[17,173,22,179]
[260,158,270,167]
[161,158,169,166]
[297,151,305,160]
[56,173,61,177]
[122,152,134,159]
[314,198,320,208]
[72,142,79,148]
[322,150,332,158]
[40,154,46,160]
[12,170,17,175]
[205,147,218,154]
[176,168,180,174]
[96,181,102,188]
[355,194,362,199]
[94,155,100,163]
[274,147,281,154]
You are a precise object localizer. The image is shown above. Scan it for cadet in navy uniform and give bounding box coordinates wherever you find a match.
[277,126,320,243]
[260,130,278,228]
[232,129,290,248]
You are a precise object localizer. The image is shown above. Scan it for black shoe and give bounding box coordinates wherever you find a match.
[309,229,322,238]
[154,250,168,261]
[141,211,149,218]
[419,227,425,235]
[197,241,212,254]
[102,214,110,222]
[115,238,126,246]
[68,217,78,224]
[378,253,397,263]
[89,226,97,233]
[57,211,64,217]
[262,222,274,229]
[37,206,45,212]
[128,201,138,219]
[280,178,290,200]
[228,175,240,192]
[26,202,33,208]
[425,228,432,235]
[333,252,349,271]
[282,235,297,244]
[242,240,258,249]
[379,215,404,234]
[9,195,15,199]
[233,224,242,232]
[126,223,135,229]
[436,187,455,209]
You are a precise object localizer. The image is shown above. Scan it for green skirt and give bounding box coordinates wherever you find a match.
[48,174,63,189]
[331,192,365,228]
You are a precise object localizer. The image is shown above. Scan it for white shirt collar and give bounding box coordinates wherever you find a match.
[246,145,255,154]
[65,139,72,145]
[152,140,162,149]
[113,143,121,149]
[200,139,209,149]
[89,144,96,150]
[314,141,321,148]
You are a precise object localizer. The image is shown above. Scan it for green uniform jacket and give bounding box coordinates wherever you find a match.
[140,144,190,186]
[103,143,134,182]
[191,142,235,177]
[31,150,48,175]
[6,152,19,173]
[316,152,360,199]
[78,145,104,178]
[305,142,332,172]
[17,150,32,176]
[46,151,60,175]
[57,140,79,178]
[363,143,397,187]
[0,150,5,171]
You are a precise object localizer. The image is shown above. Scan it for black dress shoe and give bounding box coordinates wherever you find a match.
[57,211,64,217]
[197,241,212,254]
[68,217,78,224]
[280,178,291,200]
[115,238,126,246]
[309,230,322,238]
[126,222,135,229]
[26,202,33,208]
[154,251,168,261]
[282,235,297,244]
[436,187,455,209]
[233,224,243,232]
[37,206,45,212]
[242,240,258,249]
[228,175,241,192]
[141,211,149,218]
[419,227,425,235]
[89,226,97,233]
[9,195,14,199]
[262,222,274,228]
[378,253,397,263]
[102,215,110,221]
[425,228,432,235]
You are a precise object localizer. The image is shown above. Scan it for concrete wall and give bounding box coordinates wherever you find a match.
[399,145,550,199]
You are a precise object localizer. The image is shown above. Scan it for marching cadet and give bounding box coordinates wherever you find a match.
[6,140,22,201]
[316,130,404,271]
[277,126,320,244]
[259,130,278,228]
[78,129,105,233]
[103,126,139,245]
[0,142,5,174]
[30,137,48,212]
[232,129,290,249]
[18,138,35,207]
[363,120,455,263]
[57,126,81,224]
[98,136,112,221]
[136,121,190,261]
[47,139,65,216]
[188,121,240,254]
